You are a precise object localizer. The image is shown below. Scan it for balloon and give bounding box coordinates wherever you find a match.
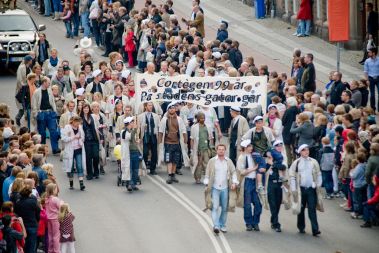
[113,145,122,160]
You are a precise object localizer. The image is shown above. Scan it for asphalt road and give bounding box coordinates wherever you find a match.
[0,1,377,253]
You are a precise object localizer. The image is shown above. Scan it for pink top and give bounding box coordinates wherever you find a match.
[45,196,62,220]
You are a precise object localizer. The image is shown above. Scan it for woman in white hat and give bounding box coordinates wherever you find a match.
[264,104,283,141]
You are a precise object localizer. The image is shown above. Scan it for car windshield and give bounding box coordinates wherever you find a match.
[0,15,36,32]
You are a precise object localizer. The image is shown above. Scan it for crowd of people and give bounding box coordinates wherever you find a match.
[0,121,76,253]
[1,0,379,250]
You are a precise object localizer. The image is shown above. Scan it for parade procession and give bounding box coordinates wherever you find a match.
[0,0,378,252]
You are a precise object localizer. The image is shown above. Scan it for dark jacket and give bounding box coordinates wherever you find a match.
[290,121,315,147]
[216,29,228,42]
[2,226,23,253]
[365,155,379,184]
[282,106,300,145]
[14,196,40,229]
[367,10,378,36]
[301,62,316,92]
[329,80,346,105]
[228,48,243,69]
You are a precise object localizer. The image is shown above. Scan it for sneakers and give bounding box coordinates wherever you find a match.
[166,176,173,184]
[253,224,260,231]
[100,167,105,175]
[213,227,220,234]
[360,222,372,228]
[127,185,133,192]
[292,32,298,36]
[246,225,253,231]
[220,227,227,233]
[171,175,179,183]
[312,231,321,237]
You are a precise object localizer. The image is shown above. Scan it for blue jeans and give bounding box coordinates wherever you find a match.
[64,20,73,37]
[36,111,59,152]
[353,186,367,215]
[129,151,140,186]
[72,12,80,37]
[211,187,229,229]
[299,19,311,36]
[52,0,61,12]
[322,170,333,195]
[81,12,91,37]
[25,227,38,253]
[369,76,379,111]
[243,178,262,226]
[68,150,84,177]
[363,202,377,222]
[44,0,51,16]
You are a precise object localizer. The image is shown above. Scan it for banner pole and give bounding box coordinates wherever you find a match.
[336,42,341,72]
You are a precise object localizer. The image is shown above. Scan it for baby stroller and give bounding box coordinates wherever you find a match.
[114,145,126,186]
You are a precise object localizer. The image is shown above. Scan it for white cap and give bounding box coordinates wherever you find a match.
[75,87,85,96]
[167,101,178,109]
[123,116,134,124]
[212,52,221,59]
[240,139,251,148]
[297,144,309,153]
[92,69,102,77]
[2,127,14,139]
[230,106,241,112]
[273,140,283,146]
[121,70,131,79]
[253,116,263,124]
[268,104,277,110]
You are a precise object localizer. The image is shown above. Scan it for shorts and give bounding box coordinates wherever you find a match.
[164,143,181,164]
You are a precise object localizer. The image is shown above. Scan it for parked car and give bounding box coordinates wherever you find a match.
[0,8,45,67]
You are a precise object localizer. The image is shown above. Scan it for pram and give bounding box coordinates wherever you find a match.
[114,145,126,186]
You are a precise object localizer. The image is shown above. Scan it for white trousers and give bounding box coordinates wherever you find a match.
[61,242,75,253]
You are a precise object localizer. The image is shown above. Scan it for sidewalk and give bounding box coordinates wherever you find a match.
[163,0,363,85]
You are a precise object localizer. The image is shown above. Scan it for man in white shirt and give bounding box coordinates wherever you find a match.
[289,144,322,237]
[185,45,200,76]
[204,144,238,234]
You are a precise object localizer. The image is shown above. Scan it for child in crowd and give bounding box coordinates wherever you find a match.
[349,153,367,219]
[124,25,136,68]
[59,203,76,253]
[60,1,73,38]
[320,137,335,199]
[37,197,48,253]
[45,183,63,253]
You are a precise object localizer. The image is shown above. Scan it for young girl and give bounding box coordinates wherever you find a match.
[45,183,63,253]
[61,1,73,38]
[124,25,136,68]
[59,203,76,253]
[37,197,48,253]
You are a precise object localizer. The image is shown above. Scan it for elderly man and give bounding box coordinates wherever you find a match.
[289,144,322,237]
[31,77,60,154]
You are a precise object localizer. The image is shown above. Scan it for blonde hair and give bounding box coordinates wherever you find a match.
[11,178,25,193]
[58,203,70,222]
[298,112,310,123]
[45,183,58,197]
[42,163,54,176]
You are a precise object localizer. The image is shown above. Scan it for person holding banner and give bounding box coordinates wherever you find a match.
[158,101,189,184]
[138,102,160,175]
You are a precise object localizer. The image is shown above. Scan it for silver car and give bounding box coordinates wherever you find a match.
[0,9,45,67]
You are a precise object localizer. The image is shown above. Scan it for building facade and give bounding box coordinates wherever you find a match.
[240,0,378,50]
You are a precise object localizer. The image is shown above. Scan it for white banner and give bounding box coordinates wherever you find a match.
[135,74,267,109]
